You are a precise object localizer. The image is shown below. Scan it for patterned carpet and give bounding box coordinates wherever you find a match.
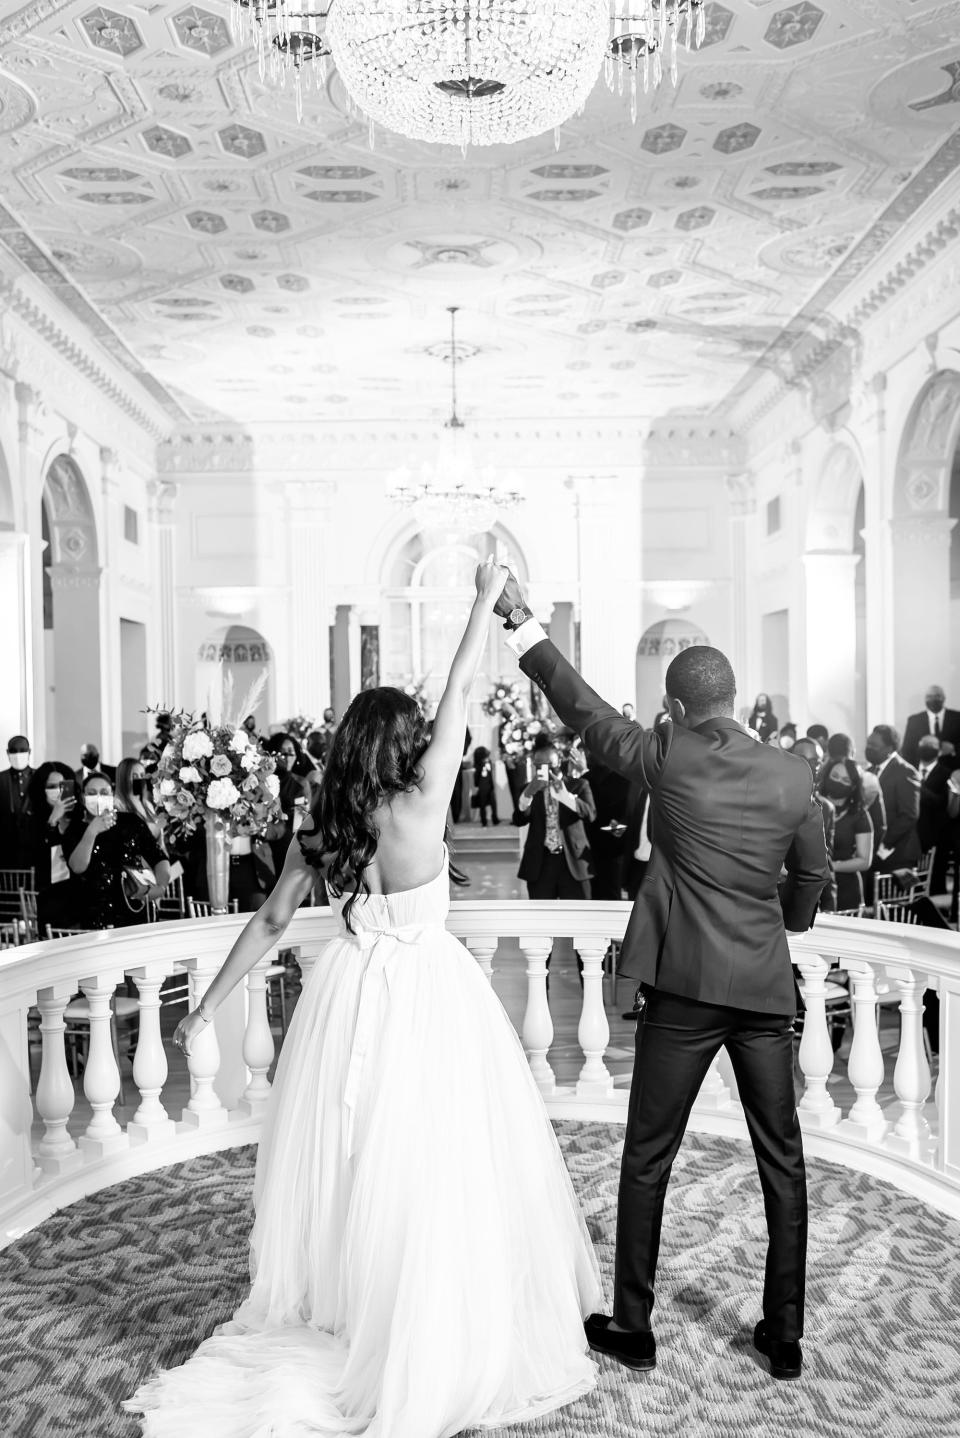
[3,1123,960,1438]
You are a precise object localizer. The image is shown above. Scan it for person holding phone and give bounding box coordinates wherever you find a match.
[517,734,595,900]
[27,761,78,934]
[62,772,169,929]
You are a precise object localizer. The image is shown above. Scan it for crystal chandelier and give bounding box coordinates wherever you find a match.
[232,0,706,136]
[386,308,522,535]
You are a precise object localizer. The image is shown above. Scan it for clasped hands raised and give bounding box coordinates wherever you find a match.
[474,557,526,618]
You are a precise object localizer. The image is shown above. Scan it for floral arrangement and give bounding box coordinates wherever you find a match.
[150,708,282,840]
[282,714,316,742]
[481,677,565,770]
[481,678,526,721]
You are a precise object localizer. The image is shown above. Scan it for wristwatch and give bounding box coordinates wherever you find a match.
[504,605,533,631]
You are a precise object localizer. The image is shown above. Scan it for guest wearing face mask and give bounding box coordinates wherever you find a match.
[75,743,117,787]
[776,723,798,752]
[0,735,35,872]
[62,772,169,929]
[27,761,77,934]
[265,733,311,880]
[818,759,874,912]
[902,686,960,771]
[792,738,836,911]
[115,756,163,843]
[864,725,921,873]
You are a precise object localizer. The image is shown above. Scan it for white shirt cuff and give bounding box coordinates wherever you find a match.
[503,618,549,659]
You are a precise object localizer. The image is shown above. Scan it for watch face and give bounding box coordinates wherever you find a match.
[510,607,527,626]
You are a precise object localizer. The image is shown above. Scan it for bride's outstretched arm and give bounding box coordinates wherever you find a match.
[417,557,508,805]
[173,839,315,1054]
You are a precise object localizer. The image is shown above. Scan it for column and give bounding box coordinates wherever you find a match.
[0,531,31,745]
[548,600,576,664]
[862,373,894,725]
[891,514,954,725]
[575,479,639,703]
[16,383,44,756]
[147,480,179,708]
[357,606,380,691]
[347,606,362,700]
[801,553,862,735]
[99,447,122,761]
[725,472,756,702]
[284,481,335,717]
[48,565,105,766]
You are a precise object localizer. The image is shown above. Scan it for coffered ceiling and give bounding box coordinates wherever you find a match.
[0,0,958,427]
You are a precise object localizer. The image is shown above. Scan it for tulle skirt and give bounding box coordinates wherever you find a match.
[125,926,601,1437]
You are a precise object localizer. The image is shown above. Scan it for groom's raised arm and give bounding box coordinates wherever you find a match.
[503,616,666,789]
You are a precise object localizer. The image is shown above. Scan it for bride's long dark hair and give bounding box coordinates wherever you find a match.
[305,686,467,927]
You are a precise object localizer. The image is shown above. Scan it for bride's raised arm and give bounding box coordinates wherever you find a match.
[417,557,508,808]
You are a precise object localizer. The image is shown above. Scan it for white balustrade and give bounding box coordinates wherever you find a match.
[574,936,612,1099]
[795,953,840,1131]
[35,986,81,1174]
[838,962,889,1144]
[78,975,129,1159]
[519,935,556,1095]
[127,969,176,1145]
[5,905,960,1248]
[238,956,276,1117]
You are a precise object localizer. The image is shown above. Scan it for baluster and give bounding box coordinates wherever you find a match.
[294,940,324,988]
[695,1055,734,1112]
[838,962,888,1143]
[795,953,840,1130]
[35,986,82,1174]
[78,975,129,1158]
[180,961,229,1130]
[127,970,176,1144]
[465,934,497,984]
[518,936,556,1096]
[574,936,612,1098]
[886,967,934,1162]
[238,955,275,1116]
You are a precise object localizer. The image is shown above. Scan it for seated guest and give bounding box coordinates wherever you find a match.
[0,735,34,872]
[917,735,959,894]
[471,745,499,827]
[27,761,77,934]
[76,742,116,786]
[62,772,169,929]
[792,738,836,911]
[865,724,921,872]
[819,759,874,912]
[747,692,777,743]
[517,736,595,900]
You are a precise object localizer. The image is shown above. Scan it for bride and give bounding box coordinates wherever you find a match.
[125,558,601,1438]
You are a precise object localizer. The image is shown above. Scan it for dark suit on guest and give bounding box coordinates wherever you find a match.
[0,766,34,871]
[75,763,117,788]
[902,708,960,771]
[515,634,828,1343]
[918,756,959,893]
[873,754,921,871]
[517,777,595,899]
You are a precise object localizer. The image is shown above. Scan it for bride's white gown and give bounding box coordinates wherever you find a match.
[125,849,601,1437]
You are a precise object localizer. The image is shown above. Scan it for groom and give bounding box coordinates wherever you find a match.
[495,576,828,1381]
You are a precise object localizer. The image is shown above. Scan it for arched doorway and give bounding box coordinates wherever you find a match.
[196,625,273,731]
[635,617,710,727]
[42,455,103,763]
[803,443,866,740]
[892,370,960,719]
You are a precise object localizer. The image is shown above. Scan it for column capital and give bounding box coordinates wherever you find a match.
[279,478,337,516]
[889,513,957,551]
[48,563,103,591]
[725,471,756,516]
[147,478,179,523]
[15,381,42,445]
[100,447,120,492]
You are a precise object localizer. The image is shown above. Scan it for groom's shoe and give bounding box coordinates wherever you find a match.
[584,1313,656,1372]
[753,1321,802,1380]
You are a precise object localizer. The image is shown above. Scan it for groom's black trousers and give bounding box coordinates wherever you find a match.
[613,989,807,1342]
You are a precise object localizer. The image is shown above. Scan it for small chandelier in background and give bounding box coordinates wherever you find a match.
[232,0,707,138]
[386,307,523,536]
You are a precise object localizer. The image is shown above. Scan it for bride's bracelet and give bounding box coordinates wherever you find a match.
[198,998,215,1024]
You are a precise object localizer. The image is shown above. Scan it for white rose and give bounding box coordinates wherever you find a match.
[206,777,240,810]
[182,730,214,762]
[240,750,259,772]
[229,730,249,753]
[265,774,280,799]
[178,766,201,784]
[160,778,177,796]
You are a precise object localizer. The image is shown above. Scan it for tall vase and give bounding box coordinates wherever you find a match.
[204,808,231,914]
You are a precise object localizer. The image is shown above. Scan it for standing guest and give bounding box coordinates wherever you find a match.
[621,703,636,721]
[864,725,921,872]
[304,730,326,770]
[63,772,169,929]
[792,738,836,911]
[777,723,798,752]
[471,745,499,827]
[917,736,959,894]
[266,734,311,878]
[583,753,632,901]
[449,724,473,825]
[27,761,77,934]
[76,743,116,786]
[806,724,829,748]
[747,693,778,743]
[0,735,34,872]
[821,763,875,917]
[902,685,960,770]
[241,714,260,742]
[312,706,339,764]
[518,737,595,900]
[115,757,163,843]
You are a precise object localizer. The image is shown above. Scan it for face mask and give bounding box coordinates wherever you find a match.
[44,787,63,802]
[779,736,794,751]
[81,756,98,771]
[8,752,29,771]
[864,745,884,767]
[131,777,146,796]
[84,794,114,817]
[927,698,944,714]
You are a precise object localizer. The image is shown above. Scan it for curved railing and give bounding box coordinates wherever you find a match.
[1,903,958,1245]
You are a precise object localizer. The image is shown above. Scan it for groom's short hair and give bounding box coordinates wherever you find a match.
[665,646,736,716]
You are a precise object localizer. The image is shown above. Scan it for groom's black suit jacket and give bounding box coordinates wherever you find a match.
[518,639,828,1015]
